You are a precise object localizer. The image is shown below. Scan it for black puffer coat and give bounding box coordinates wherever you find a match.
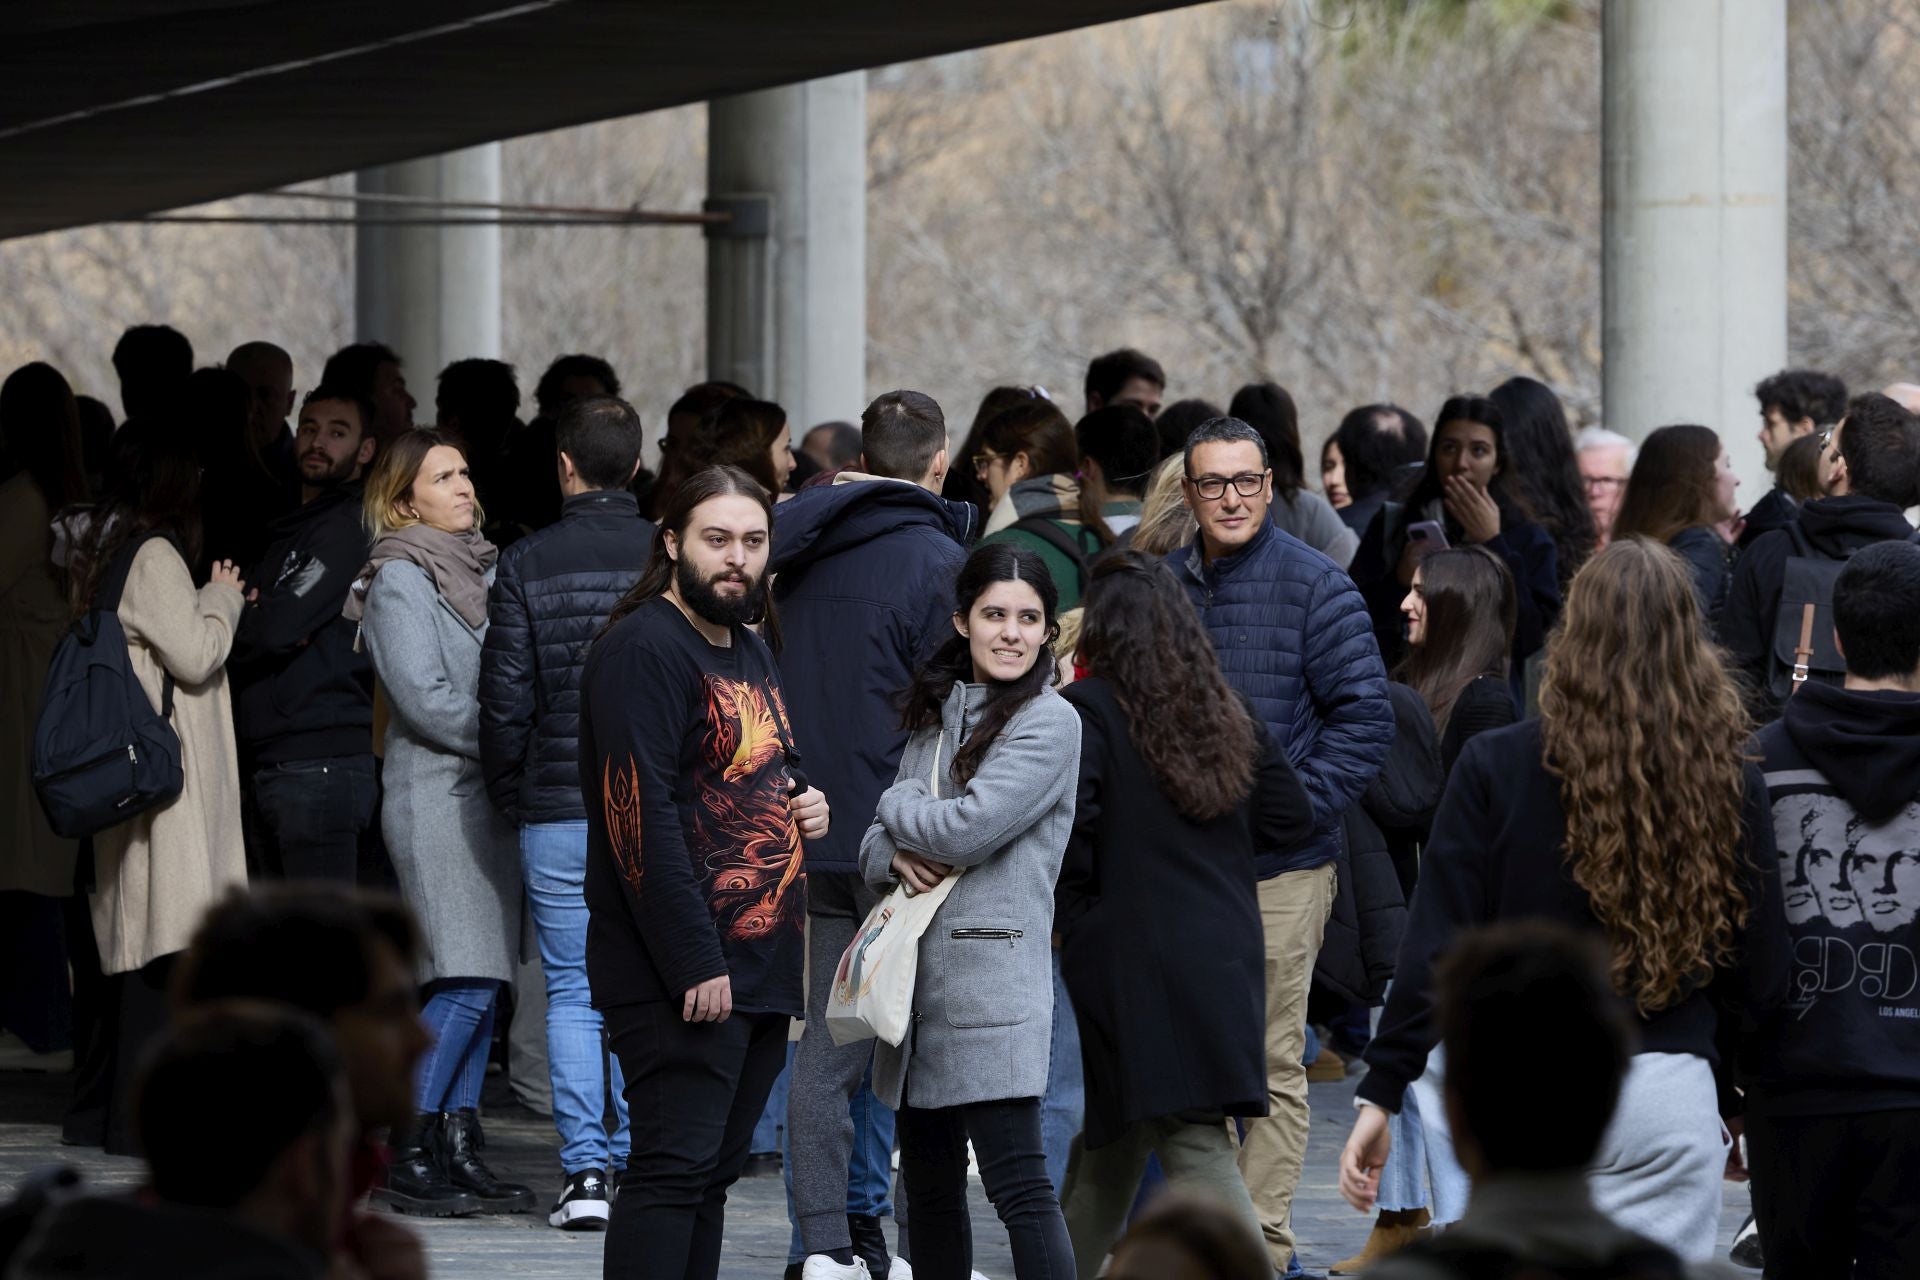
[479,490,656,825]
[1314,682,1443,1005]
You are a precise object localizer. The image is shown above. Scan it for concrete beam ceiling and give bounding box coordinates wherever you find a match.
[0,0,1184,241]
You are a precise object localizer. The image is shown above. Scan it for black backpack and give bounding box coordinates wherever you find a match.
[1769,524,1920,700]
[32,531,184,838]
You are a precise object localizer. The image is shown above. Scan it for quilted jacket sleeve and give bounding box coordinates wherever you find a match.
[1297,565,1394,832]
[479,549,535,822]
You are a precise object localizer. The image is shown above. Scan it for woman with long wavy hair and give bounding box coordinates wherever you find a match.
[1055,551,1313,1278]
[1338,539,1787,1262]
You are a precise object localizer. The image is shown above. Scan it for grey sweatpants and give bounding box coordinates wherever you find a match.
[1588,1051,1729,1262]
[788,871,908,1255]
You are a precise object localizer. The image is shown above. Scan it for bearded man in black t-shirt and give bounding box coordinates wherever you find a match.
[580,464,829,1280]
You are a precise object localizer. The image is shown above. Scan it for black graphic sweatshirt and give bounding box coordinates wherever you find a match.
[579,595,806,1016]
[1747,681,1920,1114]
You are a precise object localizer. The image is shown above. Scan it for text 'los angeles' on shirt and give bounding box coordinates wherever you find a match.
[580,594,807,1017]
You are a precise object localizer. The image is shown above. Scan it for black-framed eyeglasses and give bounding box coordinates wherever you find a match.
[1185,471,1268,500]
[972,450,1004,476]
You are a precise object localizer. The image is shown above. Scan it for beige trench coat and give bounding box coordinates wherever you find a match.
[89,537,247,975]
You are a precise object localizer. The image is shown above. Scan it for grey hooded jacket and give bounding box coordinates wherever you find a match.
[860,681,1081,1111]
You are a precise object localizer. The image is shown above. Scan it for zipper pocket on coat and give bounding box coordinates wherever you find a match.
[949,928,1023,941]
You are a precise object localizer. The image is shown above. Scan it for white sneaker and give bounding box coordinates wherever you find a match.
[881,1257,987,1280]
[800,1257,870,1279]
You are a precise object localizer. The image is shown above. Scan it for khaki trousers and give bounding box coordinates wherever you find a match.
[1236,862,1336,1267]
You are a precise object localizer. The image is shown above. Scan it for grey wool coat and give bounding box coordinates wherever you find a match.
[859,681,1081,1111]
[360,561,525,984]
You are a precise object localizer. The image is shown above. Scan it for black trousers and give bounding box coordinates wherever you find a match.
[250,754,378,884]
[604,1002,789,1280]
[1748,1105,1920,1280]
[898,1096,1074,1280]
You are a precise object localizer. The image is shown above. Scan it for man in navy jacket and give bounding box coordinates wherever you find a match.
[771,390,973,1279]
[1170,416,1394,1277]
[478,396,655,1231]
[230,386,378,885]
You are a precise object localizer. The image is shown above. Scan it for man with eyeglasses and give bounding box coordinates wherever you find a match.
[1169,417,1394,1280]
[1574,427,1636,548]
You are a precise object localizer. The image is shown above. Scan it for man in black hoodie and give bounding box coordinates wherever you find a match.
[1745,539,1920,1278]
[1721,392,1920,722]
[771,390,974,1279]
[229,386,379,883]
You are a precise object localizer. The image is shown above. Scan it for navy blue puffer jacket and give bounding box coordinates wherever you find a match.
[480,490,656,825]
[772,476,976,875]
[1170,521,1395,877]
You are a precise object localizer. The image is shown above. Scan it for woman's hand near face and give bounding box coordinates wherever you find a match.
[1443,475,1501,545]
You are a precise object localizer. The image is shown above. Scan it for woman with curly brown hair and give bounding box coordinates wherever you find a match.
[1054,551,1315,1277]
[1337,538,1788,1262]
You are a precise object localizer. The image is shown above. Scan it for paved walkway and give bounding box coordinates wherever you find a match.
[0,1065,1756,1277]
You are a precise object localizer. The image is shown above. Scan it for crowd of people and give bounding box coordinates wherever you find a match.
[1,326,1918,1280]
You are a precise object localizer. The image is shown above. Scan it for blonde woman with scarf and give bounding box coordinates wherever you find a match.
[346,429,533,1217]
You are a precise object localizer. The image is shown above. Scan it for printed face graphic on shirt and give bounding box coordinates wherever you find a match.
[1826,816,1871,929]
[1774,794,1838,925]
[1863,809,1920,935]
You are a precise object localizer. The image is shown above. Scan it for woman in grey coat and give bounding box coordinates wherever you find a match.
[859,542,1082,1280]
[347,429,533,1216]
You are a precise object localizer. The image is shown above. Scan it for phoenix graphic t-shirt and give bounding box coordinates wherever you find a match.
[580,595,806,1015]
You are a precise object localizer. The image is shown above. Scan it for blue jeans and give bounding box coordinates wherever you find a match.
[417,979,501,1112]
[1042,949,1085,1196]
[523,821,630,1174]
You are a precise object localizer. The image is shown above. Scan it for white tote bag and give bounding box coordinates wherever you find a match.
[825,732,963,1047]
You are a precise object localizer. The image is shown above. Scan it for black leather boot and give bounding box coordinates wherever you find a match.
[442,1109,536,1213]
[372,1114,480,1217]
[849,1213,892,1278]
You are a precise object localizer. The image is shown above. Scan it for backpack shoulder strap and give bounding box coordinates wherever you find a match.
[1009,516,1093,587]
[90,529,182,719]
[92,528,185,614]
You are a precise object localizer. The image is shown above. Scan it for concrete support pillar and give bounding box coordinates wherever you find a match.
[707,74,867,433]
[1602,0,1787,495]
[355,144,503,380]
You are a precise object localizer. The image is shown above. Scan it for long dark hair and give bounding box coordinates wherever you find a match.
[604,464,780,648]
[1229,382,1306,496]
[1487,377,1596,584]
[1078,551,1258,821]
[1396,546,1516,733]
[1611,424,1724,545]
[900,542,1060,787]
[677,397,788,495]
[0,362,86,507]
[68,420,203,617]
[1406,395,1526,523]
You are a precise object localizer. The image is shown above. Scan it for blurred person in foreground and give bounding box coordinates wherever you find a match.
[10,1004,365,1280]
